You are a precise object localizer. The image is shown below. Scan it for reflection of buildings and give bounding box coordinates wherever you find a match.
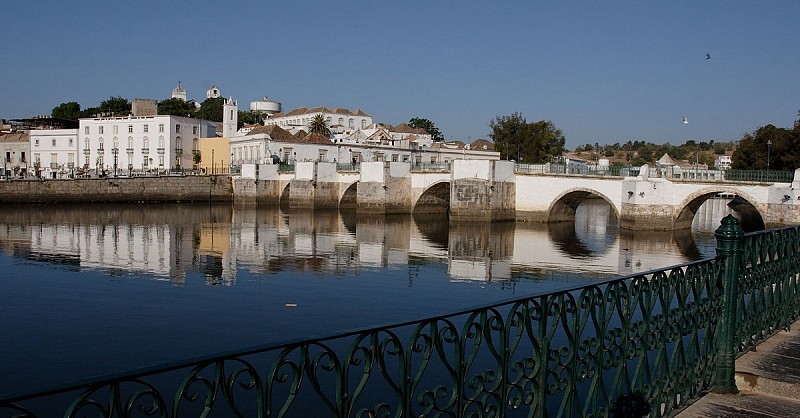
[0,199,730,286]
[29,223,178,279]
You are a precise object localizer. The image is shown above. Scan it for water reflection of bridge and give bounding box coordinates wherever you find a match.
[0,201,730,285]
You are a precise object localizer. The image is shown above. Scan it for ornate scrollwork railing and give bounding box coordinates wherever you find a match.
[2,216,798,417]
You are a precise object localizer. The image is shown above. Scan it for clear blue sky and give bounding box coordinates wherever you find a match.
[2,1,798,149]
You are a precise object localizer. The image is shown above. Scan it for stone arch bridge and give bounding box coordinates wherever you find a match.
[233,160,800,230]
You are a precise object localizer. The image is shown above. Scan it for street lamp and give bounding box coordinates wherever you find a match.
[112,148,118,177]
[767,140,772,171]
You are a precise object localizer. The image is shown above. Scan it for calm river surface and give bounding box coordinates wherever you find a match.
[0,198,733,395]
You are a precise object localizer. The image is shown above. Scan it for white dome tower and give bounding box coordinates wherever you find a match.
[223,97,238,138]
[172,82,187,101]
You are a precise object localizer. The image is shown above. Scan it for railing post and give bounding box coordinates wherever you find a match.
[713,214,744,393]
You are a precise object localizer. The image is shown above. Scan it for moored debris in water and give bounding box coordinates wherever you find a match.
[285,303,298,307]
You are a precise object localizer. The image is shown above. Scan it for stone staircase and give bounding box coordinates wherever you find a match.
[677,323,800,417]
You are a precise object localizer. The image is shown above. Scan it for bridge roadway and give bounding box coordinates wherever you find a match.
[677,318,800,417]
[232,160,800,230]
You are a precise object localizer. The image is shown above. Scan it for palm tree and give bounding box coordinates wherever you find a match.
[308,114,331,136]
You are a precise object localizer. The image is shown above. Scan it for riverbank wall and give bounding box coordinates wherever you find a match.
[0,175,233,204]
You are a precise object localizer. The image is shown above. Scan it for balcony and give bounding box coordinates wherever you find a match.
[142,148,150,155]
[174,148,183,155]
[49,163,58,170]
[83,149,91,155]
[157,148,165,154]
[126,148,134,154]
[97,149,104,156]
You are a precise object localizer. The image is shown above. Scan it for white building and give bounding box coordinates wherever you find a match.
[29,129,79,178]
[78,115,215,175]
[0,131,30,178]
[715,155,732,170]
[264,106,372,135]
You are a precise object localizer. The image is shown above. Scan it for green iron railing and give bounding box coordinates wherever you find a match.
[723,169,794,183]
[411,162,451,172]
[277,164,295,173]
[1,216,798,417]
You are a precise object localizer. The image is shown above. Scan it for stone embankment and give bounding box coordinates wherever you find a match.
[0,175,233,204]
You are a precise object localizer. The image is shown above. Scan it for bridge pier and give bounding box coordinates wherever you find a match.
[449,160,516,221]
[357,162,413,215]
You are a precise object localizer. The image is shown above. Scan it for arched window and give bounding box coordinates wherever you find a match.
[338,117,344,126]
[348,119,354,129]
[361,119,367,129]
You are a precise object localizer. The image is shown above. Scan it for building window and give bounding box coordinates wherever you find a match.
[98,139,104,150]
[99,126,104,134]
[338,117,344,126]
[361,120,367,129]
[128,125,133,133]
[50,153,57,164]
[52,139,56,147]
[34,139,39,146]
[20,152,26,163]
[85,156,90,167]
[159,124,164,133]
[113,125,118,134]
[392,154,399,162]
[69,138,73,147]
[159,156,164,166]
[143,124,149,133]
[348,119,354,129]
[128,137,133,149]
[84,139,90,150]
[193,126,198,135]
[5,151,9,162]
[319,150,328,161]
[175,124,181,133]
[84,126,89,135]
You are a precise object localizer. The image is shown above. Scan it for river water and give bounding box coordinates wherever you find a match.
[0,198,733,396]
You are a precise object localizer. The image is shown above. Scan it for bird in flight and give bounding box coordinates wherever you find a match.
[682,116,688,124]
[706,53,711,60]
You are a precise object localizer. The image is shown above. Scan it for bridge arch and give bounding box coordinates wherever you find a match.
[547,188,620,223]
[278,183,291,207]
[339,182,358,209]
[674,187,765,231]
[413,181,450,215]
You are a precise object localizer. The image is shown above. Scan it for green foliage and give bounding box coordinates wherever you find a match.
[732,124,800,170]
[308,114,331,136]
[196,98,224,122]
[408,117,444,142]
[158,98,197,117]
[99,96,131,117]
[193,150,201,165]
[489,112,566,163]
[713,143,727,155]
[51,102,81,120]
[80,107,101,118]
[238,111,264,127]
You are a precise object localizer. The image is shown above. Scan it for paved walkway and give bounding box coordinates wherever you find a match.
[677,319,800,417]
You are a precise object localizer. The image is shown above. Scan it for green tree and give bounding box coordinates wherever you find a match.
[99,96,131,116]
[196,97,224,122]
[157,98,197,117]
[51,102,81,120]
[732,124,799,170]
[408,117,444,142]
[238,111,264,127]
[80,106,101,118]
[308,114,331,136]
[488,112,565,163]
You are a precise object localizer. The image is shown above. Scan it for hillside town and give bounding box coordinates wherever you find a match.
[0,84,500,179]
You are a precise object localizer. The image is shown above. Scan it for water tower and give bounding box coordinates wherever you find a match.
[250,97,282,116]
